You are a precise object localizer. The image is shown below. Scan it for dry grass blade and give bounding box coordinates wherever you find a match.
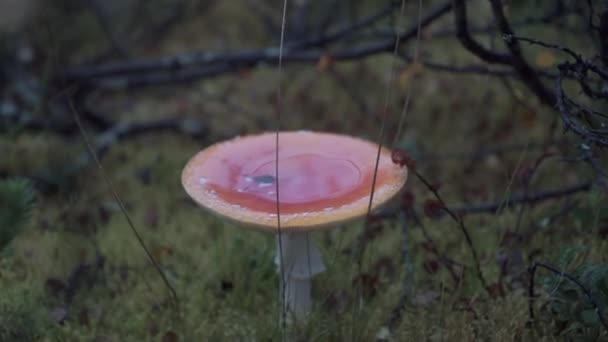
[68,101,180,313]
[352,0,409,339]
[275,0,289,336]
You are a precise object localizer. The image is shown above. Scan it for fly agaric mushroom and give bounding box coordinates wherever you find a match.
[182,131,407,321]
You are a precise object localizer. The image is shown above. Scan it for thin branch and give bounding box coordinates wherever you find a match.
[458,180,592,215]
[413,169,490,293]
[452,0,512,64]
[290,2,397,50]
[489,0,555,106]
[398,53,558,79]
[92,117,208,158]
[432,1,568,38]
[452,0,555,106]
[373,180,592,220]
[60,1,453,88]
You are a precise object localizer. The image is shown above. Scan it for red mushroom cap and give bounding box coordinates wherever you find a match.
[182,131,407,232]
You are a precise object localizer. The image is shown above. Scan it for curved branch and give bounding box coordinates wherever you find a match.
[60,1,453,88]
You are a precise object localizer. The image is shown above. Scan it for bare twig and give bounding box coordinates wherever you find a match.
[452,0,512,64]
[373,180,592,221]
[413,169,490,293]
[452,0,555,106]
[60,1,453,89]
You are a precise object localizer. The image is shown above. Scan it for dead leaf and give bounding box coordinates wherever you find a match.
[399,62,424,89]
[535,51,557,68]
[316,54,334,72]
[486,282,505,298]
[423,259,440,274]
[238,68,252,79]
[162,330,179,342]
[521,108,537,128]
[153,245,174,262]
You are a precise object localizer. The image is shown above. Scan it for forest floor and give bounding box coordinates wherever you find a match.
[0,1,606,341]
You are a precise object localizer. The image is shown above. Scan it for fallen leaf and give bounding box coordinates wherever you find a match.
[153,245,174,262]
[423,259,440,274]
[535,51,557,68]
[316,54,334,72]
[162,330,179,342]
[423,199,444,218]
[399,62,424,89]
[486,282,505,298]
[521,108,537,128]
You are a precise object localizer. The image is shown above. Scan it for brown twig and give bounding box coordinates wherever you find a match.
[452,0,555,106]
[373,180,592,220]
[413,169,490,293]
[60,1,453,89]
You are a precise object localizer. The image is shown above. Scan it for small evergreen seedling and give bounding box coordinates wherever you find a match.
[0,177,36,251]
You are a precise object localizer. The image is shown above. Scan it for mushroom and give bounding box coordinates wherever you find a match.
[182,131,407,322]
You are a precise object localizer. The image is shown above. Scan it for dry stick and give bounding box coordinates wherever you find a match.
[61,1,453,88]
[275,0,288,336]
[528,262,608,333]
[69,101,180,313]
[412,169,490,292]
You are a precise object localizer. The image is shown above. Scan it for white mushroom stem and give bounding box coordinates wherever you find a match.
[275,232,326,322]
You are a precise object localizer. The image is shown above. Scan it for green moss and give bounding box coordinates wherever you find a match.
[0,286,53,342]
